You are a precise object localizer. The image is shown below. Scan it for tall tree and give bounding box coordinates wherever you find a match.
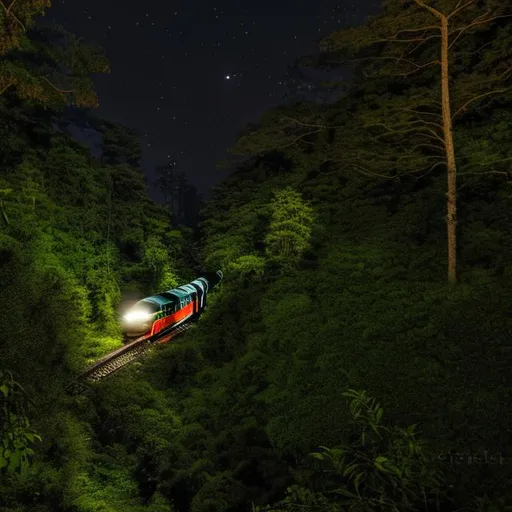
[319,0,512,283]
[156,156,178,223]
[232,0,511,284]
[265,187,315,271]
[155,157,200,226]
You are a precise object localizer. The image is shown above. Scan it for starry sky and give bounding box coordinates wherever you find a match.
[46,0,380,199]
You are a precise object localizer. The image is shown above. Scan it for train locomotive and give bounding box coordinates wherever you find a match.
[121,270,223,340]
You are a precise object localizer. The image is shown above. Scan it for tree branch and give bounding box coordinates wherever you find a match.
[459,156,512,170]
[344,163,395,179]
[418,160,446,178]
[498,66,512,81]
[0,201,9,226]
[456,40,493,58]
[363,119,444,134]
[458,170,510,176]
[0,0,25,31]
[414,0,445,20]
[449,13,512,49]
[388,25,441,35]
[412,119,444,130]
[405,34,443,57]
[355,25,441,47]
[276,130,321,149]
[395,154,443,165]
[452,87,511,119]
[0,82,14,95]
[281,116,340,129]
[372,31,442,45]
[447,0,475,20]
[40,76,74,94]
[6,0,18,13]
[396,107,442,119]
[423,128,446,144]
[409,143,444,153]
[398,160,446,178]
[395,58,440,70]
[363,59,440,78]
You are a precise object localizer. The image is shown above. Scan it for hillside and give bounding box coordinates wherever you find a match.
[1,1,512,511]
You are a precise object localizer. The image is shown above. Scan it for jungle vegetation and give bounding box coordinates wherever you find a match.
[1,0,512,511]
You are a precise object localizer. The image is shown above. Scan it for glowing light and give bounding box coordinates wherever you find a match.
[124,310,152,322]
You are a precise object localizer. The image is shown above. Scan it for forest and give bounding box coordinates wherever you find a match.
[1,0,511,511]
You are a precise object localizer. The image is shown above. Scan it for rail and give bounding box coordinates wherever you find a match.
[66,322,192,395]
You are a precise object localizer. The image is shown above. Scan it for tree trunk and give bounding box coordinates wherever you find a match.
[440,17,457,284]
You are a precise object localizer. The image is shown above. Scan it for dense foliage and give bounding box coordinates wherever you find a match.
[1,1,512,511]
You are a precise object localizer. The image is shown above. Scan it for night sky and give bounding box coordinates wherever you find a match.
[46,0,380,199]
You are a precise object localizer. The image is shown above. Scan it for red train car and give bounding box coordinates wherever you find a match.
[121,271,223,340]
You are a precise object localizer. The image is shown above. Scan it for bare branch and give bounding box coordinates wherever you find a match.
[361,121,404,132]
[276,129,321,149]
[412,119,444,130]
[456,40,493,57]
[344,163,395,179]
[447,0,475,20]
[396,58,440,70]
[396,107,442,119]
[456,152,492,160]
[0,0,24,29]
[449,13,512,49]
[498,66,512,81]
[423,128,446,144]
[387,8,440,27]
[414,0,445,20]
[0,82,14,95]
[365,35,440,44]
[40,76,74,94]
[399,160,446,177]
[405,34,443,57]
[458,170,510,176]
[452,87,511,119]
[389,25,441,35]
[0,0,25,31]
[459,156,512,170]
[358,25,441,47]
[5,0,18,13]
[409,142,444,153]
[363,59,440,78]
[281,116,341,129]
[395,154,443,165]
[418,160,446,177]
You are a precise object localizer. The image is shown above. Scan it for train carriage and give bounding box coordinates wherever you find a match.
[121,270,222,340]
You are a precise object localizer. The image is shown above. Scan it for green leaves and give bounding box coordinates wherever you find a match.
[227,255,266,281]
[0,370,42,475]
[260,390,443,511]
[265,187,315,271]
[0,0,52,56]
[1,12,109,108]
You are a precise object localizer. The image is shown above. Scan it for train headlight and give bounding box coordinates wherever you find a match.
[123,310,152,323]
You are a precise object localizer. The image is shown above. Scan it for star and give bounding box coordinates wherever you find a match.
[46,0,380,199]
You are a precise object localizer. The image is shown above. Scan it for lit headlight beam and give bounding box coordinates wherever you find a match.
[123,310,153,322]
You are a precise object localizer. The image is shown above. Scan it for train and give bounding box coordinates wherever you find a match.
[121,270,223,340]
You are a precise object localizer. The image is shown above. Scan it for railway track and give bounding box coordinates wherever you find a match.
[66,322,192,395]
